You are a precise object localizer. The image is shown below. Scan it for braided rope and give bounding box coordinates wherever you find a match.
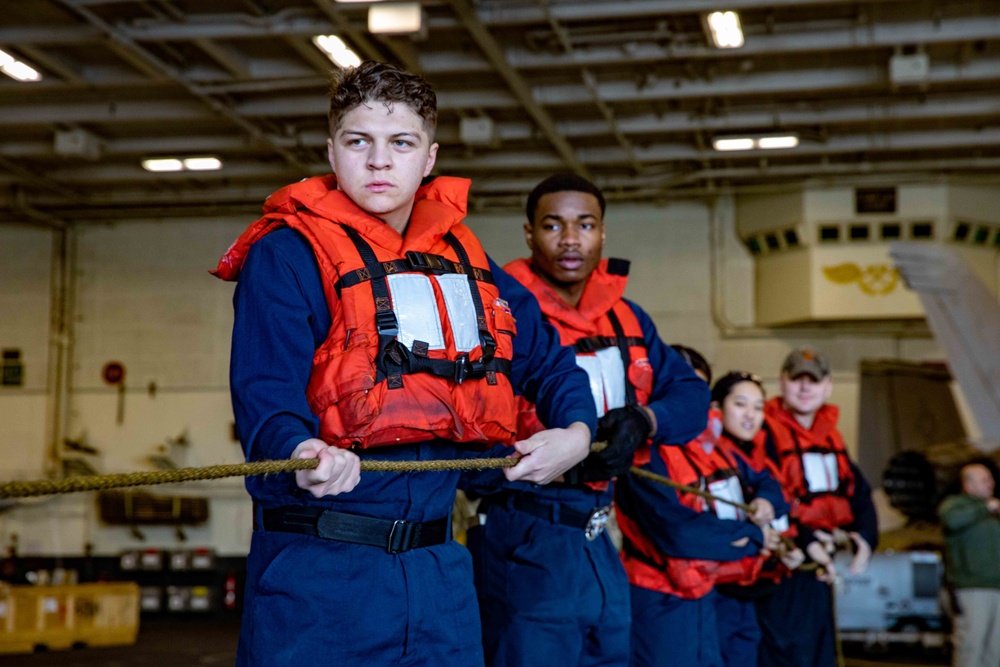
[0,457,518,500]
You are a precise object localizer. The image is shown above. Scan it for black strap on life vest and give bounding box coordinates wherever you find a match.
[333,250,495,297]
[571,334,645,354]
[339,225,509,390]
[606,309,639,408]
[443,232,497,373]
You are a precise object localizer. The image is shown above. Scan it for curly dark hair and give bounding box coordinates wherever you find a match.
[327,61,437,138]
[525,173,606,224]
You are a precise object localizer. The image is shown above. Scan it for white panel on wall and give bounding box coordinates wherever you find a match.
[0,226,53,390]
[73,221,244,391]
[0,226,54,475]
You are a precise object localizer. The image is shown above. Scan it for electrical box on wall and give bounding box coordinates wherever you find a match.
[2,349,23,387]
[735,180,1000,326]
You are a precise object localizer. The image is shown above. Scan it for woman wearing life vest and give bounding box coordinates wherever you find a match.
[709,371,804,667]
[615,347,787,667]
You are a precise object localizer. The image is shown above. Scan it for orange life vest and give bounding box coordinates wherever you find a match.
[503,258,653,490]
[718,429,796,586]
[214,175,518,450]
[620,412,748,599]
[763,397,855,532]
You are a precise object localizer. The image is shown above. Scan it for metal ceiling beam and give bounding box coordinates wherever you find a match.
[448,0,589,178]
[56,1,309,171]
[430,0,901,28]
[420,15,1000,73]
[9,157,1000,213]
[16,125,1000,184]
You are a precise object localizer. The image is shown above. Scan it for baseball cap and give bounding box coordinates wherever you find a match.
[780,346,830,380]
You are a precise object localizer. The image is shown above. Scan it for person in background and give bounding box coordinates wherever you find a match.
[464,174,709,666]
[214,62,597,666]
[939,463,1000,667]
[709,371,803,667]
[755,346,878,667]
[615,347,786,667]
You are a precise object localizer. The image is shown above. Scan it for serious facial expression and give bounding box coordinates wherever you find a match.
[779,373,832,418]
[525,191,606,289]
[327,101,438,233]
[720,381,765,442]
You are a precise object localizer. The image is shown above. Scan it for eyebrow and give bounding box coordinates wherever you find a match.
[539,213,598,222]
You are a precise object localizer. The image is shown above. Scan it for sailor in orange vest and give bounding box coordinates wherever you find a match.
[463,174,710,666]
[214,62,597,666]
[755,347,878,667]
[616,348,787,667]
[708,370,804,667]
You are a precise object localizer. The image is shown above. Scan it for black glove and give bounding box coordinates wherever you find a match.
[564,405,653,484]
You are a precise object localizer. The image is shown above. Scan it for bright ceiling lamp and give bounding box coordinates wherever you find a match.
[707,11,744,49]
[757,135,799,149]
[0,48,42,82]
[713,137,755,152]
[142,156,223,172]
[712,134,799,151]
[183,156,223,171]
[313,35,362,69]
[369,3,424,35]
[141,158,184,172]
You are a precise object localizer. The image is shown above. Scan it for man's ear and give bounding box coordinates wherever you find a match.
[423,143,439,177]
[327,137,336,172]
[523,222,534,251]
[821,377,834,402]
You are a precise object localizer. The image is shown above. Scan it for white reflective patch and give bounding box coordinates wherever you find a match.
[575,355,607,418]
[436,274,479,353]
[802,452,839,493]
[708,476,746,521]
[596,347,627,412]
[386,274,445,350]
[770,515,790,533]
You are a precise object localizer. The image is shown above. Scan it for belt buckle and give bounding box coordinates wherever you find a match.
[387,519,413,554]
[584,505,611,542]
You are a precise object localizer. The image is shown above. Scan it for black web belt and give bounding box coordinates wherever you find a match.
[259,505,449,554]
[505,493,605,531]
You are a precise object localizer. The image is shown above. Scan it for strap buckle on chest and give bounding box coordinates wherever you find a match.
[375,311,399,337]
[406,251,445,272]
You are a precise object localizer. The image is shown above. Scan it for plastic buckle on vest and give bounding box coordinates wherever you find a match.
[406,251,445,273]
[480,333,496,362]
[453,354,469,384]
[375,311,399,337]
[387,519,416,554]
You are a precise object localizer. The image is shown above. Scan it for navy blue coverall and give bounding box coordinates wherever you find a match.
[230,228,597,666]
[463,301,709,667]
[755,462,878,667]
[616,446,789,667]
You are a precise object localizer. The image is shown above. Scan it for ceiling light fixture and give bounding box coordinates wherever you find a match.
[369,3,424,35]
[312,35,362,69]
[0,48,41,82]
[706,11,744,49]
[141,156,223,172]
[712,134,800,152]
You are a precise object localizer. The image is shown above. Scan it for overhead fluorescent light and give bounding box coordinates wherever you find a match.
[313,35,362,69]
[183,156,223,171]
[707,11,744,49]
[369,3,424,35]
[713,137,755,152]
[0,48,42,82]
[712,134,799,151]
[142,158,184,172]
[141,156,223,172]
[757,135,799,149]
